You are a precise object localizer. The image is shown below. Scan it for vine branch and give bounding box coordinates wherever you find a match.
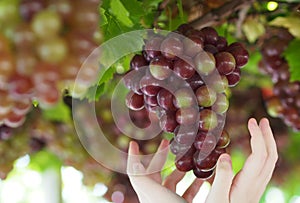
[190,0,255,29]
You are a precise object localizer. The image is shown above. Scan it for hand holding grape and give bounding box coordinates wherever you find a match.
[127,118,278,203]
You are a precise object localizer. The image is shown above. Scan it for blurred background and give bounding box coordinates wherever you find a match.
[0,0,300,202]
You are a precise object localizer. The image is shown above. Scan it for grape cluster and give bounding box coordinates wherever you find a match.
[259,27,300,131]
[0,0,101,129]
[125,24,249,178]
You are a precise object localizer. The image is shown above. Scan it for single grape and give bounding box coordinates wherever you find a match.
[199,109,218,132]
[144,95,158,107]
[160,36,183,59]
[130,54,148,70]
[31,10,62,39]
[196,85,217,107]
[143,37,163,61]
[126,92,144,111]
[203,44,218,54]
[226,67,241,87]
[173,87,197,108]
[157,88,176,110]
[216,130,230,149]
[149,56,173,80]
[216,36,228,51]
[174,125,197,145]
[176,107,199,125]
[175,146,196,171]
[215,52,236,75]
[193,150,218,171]
[36,37,68,63]
[227,46,249,68]
[213,93,229,114]
[194,51,216,76]
[173,57,195,79]
[194,131,216,152]
[186,74,204,90]
[183,36,203,57]
[170,138,189,155]
[159,111,178,133]
[200,27,218,45]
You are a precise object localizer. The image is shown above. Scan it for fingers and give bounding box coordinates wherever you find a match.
[146,139,170,182]
[182,179,204,203]
[257,118,278,193]
[206,153,233,203]
[163,169,185,192]
[242,118,268,177]
[127,141,146,175]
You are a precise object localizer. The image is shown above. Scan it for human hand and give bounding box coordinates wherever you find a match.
[127,118,278,203]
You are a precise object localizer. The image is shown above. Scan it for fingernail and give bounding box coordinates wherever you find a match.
[219,154,232,169]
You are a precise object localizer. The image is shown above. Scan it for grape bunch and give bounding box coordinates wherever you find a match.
[124,24,249,179]
[0,0,101,129]
[259,27,300,131]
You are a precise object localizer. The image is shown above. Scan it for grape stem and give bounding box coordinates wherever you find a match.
[189,0,254,29]
[235,4,251,38]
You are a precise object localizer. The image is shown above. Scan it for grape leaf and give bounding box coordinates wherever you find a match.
[283,39,300,82]
[42,100,71,122]
[110,0,134,27]
[270,15,300,38]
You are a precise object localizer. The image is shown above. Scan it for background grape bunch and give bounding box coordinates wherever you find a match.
[124,24,249,179]
[259,27,300,131]
[0,0,101,131]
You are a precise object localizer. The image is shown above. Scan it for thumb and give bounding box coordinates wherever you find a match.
[206,153,233,203]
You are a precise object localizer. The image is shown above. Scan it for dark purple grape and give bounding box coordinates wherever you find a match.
[159,111,178,132]
[193,167,215,179]
[177,24,193,35]
[175,146,196,172]
[186,74,204,90]
[216,130,230,149]
[200,27,218,45]
[206,74,228,93]
[160,36,183,59]
[195,85,217,107]
[173,87,197,108]
[226,67,241,87]
[126,92,144,111]
[193,150,218,171]
[216,36,228,51]
[123,69,145,95]
[183,36,203,57]
[215,52,236,75]
[261,37,288,57]
[173,57,195,79]
[157,89,176,110]
[194,131,216,152]
[176,107,199,125]
[174,125,197,145]
[199,109,218,132]
[227,46,249,68]
[194,51,216,76]
[29,137,46,152]
[130,54,148,70]
[141,86,161,96]
[213,93,229,114]
[144,37,163,60]
[203,44,218,54]
[149,56,173,80]
[144,95,158,106]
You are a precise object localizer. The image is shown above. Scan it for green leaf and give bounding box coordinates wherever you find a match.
[42,100,71,122]
[29,150,62,172]
[110,0,134,27]
[283,39,300,82]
